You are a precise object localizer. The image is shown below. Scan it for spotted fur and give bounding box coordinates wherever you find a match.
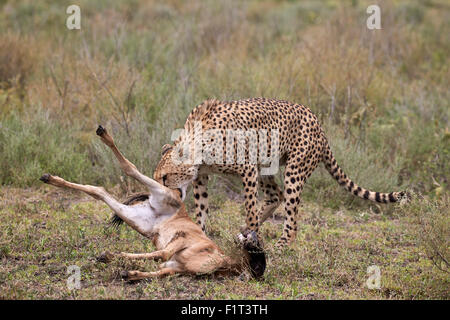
[154,98,407,248]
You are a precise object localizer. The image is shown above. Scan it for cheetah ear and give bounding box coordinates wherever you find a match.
[161,144,173,156]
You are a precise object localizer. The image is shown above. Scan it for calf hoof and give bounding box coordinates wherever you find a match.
[96,125,106,136]
[39,173,51,183]
[97,251,114,263]
[121,270,147,282]
[120,270,129,280]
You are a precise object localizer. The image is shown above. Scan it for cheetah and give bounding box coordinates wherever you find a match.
[153,98,407,248]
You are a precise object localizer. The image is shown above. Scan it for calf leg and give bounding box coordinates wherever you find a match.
[39,174,153,237]
[99,251,164,263]
[119,252,165,260]
[96,125,178,204]
[119,237,187,261]
[122,268,179,281]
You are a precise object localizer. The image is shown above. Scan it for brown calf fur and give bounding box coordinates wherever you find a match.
[39,125,265,281]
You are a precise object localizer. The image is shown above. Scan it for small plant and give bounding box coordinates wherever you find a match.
[403,195,450,273]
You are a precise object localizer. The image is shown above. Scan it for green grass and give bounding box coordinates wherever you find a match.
[0,188,447,299]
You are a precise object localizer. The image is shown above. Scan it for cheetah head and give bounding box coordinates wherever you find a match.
[153,144,198,200]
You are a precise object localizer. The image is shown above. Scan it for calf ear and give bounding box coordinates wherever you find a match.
[161,144,173,156]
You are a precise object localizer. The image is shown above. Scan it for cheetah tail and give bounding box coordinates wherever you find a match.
[322,142,409,203]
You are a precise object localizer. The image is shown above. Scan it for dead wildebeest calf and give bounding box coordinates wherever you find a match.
[39,125,265,281]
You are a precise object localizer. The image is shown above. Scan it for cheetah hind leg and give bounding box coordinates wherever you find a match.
[258,176,284,224]
[239,176,283,232]
[275,161,308,249]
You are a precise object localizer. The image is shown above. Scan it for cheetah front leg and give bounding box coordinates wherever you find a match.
[240,166,260,233]
[193,174,209,232]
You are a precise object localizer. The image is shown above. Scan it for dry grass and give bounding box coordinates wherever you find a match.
[0,188,448,299]
[0,32,36,90]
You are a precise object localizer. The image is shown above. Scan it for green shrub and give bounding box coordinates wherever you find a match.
[0,0,447,201]
[0,108,99,187]
[401,195,449,273]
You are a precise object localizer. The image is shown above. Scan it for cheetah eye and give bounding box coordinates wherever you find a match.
[162,174,168,185]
